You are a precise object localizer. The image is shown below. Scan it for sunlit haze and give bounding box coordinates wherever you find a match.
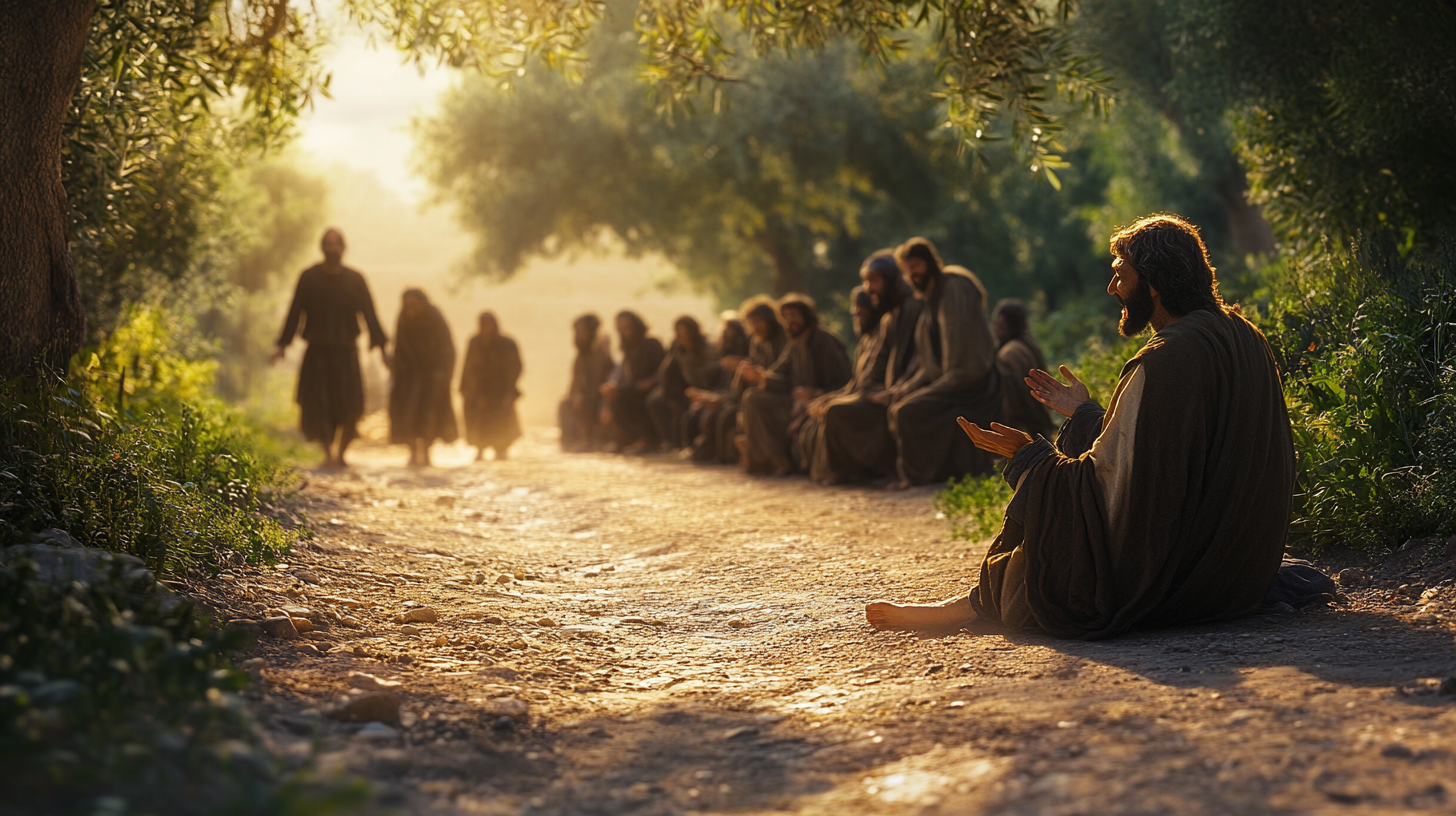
[289,21,716,428]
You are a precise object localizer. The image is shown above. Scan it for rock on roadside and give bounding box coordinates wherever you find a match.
[328,692,402,724]
[260,616,299,639]
[398,607,439,624]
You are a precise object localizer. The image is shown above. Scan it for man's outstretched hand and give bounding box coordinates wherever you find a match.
[958,418,1032,458]
[1026,365,1092,418]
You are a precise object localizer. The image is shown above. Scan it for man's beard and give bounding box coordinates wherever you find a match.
[788,324,808,339]
[909,272,931,293]
[1118,278,1156,337]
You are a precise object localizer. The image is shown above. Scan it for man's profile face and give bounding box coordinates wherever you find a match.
[615,316,637,342]
[854,302,877,336]
[675,323,694,347]
[321,231,345,263]
[904,257,932,292]
[782,307,807,338]
[746,316,771,341]
[860,269,887,302]
[402,294,426,318]
[993,313,1012,344]
[1109,257,1155,336]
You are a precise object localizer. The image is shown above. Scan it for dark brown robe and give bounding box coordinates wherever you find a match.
[389,303,458,445]
[741,326,852,473]
[887,266,1002,484]
[694,329,787,464]
[560,338,614,451]
[461,333,523,451]
[608,336,666,448]
[649,340,721,449]
[996,336,1056,440]
[276,264,387,444]
[970,308,1295,639]
[806,280,923,484]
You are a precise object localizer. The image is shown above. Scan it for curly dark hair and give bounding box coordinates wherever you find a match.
[1109,214,1223,316]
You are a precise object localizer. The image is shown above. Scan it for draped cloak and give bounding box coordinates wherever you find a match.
[805,282,923,484]
[888,266,1002,484]
[461,333,523,449]
[741,326,852,472]
[996,336,1056,441]
[970,308,1295,639]
[389,303,458,445]
[276,264,387,444]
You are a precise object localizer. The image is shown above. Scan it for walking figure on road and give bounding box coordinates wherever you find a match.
[389,288,458,468]
[272,228,390,469]
[461,311,523,461]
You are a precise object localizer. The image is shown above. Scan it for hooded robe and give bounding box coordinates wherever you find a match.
[461,332,523,451]
[389,302,458,445]
[276,264,387,444]
[996,335,1057,441]
[887,266,1002,484]
[805,277,923,484]
[740,324,852,473]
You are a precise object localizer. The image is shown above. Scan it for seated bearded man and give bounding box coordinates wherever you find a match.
[867,214,1320,639]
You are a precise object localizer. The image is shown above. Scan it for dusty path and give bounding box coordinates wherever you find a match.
[206,432,1456,815]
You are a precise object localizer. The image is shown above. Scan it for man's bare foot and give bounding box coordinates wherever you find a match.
[865,596,977,632]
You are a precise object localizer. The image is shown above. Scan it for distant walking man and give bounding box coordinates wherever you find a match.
[272,228,390,468]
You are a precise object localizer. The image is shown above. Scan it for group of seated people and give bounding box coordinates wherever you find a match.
[558,236,1057,488]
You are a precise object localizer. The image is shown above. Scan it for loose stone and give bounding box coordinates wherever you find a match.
[328,692,402,724]
[260,616,299,639]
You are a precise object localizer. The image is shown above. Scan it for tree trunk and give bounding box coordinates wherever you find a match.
[0,1,92,377]
[755,224,808,296]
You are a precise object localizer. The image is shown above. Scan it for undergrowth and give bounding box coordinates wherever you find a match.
[1,307,302,574]
[0,308,360,814]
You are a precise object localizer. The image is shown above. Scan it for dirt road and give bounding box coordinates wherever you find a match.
[206,432,1456,815]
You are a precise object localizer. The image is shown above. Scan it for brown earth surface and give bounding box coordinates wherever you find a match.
[195,432,1456,815]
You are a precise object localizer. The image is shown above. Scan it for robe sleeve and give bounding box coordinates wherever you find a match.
[276,273,307,348]
[760,341,795,394]
[505,338,523,397]
[358,275,388,349]
[460,339,480,397]
[436,312,456,380]
[1056,402,1106,458]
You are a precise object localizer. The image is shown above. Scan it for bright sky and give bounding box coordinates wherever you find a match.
[286,20,717,429]
[295,24,453,206]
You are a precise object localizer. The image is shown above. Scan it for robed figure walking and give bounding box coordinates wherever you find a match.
[461,311,524,461]
[389,288,458,467]
[271,228,390,469]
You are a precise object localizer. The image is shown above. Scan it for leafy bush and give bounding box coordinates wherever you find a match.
[1265,238,1456,552]
[0,547,367,815]
[0,307,303,575]
[934,473,1014,543]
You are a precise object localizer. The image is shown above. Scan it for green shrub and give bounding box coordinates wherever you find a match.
[0,307,303,574]
[934,472,1014,543]
[0,548,368,815]
[1265,238,1456,552]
